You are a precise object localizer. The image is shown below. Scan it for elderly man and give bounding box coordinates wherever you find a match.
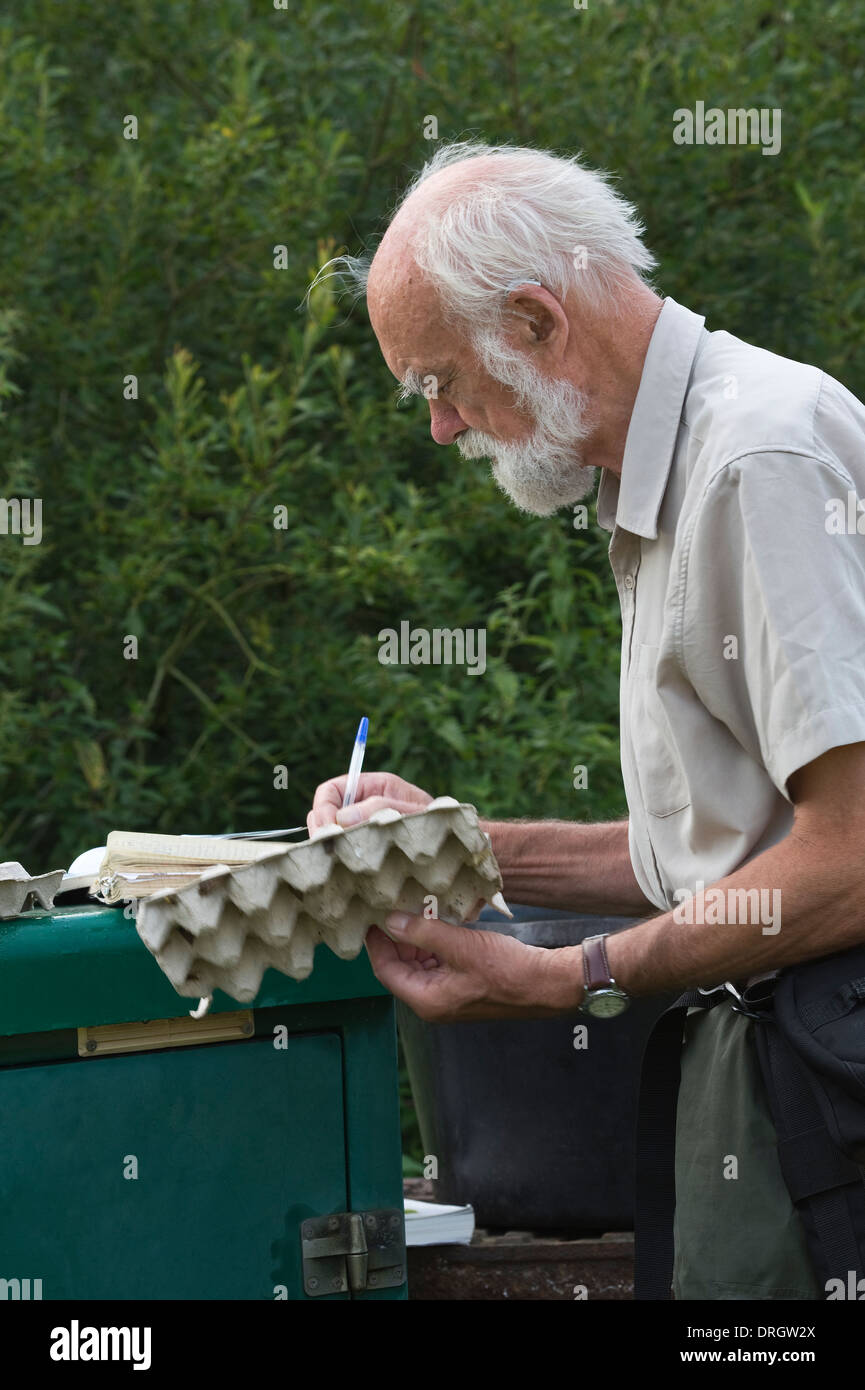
[308,142,865,1300]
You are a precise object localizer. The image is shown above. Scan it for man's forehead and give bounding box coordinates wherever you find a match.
[381,310,463,384]
[368,243,461,351]
[368,243,435,319]
[373,287,452,349]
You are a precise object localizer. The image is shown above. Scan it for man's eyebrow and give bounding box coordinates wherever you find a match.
[395,366,452,404]
[395,368,424,403]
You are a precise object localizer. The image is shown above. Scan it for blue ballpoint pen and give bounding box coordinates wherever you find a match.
[342,717,369,808]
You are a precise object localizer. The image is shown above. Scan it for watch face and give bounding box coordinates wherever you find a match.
[585,989,630,1018]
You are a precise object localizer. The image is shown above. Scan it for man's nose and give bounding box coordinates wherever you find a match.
[428,398,468,446]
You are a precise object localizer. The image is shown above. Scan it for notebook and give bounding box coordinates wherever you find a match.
[402,1199,475,1246]
[72,831,293,903]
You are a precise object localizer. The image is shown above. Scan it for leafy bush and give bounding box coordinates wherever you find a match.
[4,0,862,866]
[2,0,863,1153]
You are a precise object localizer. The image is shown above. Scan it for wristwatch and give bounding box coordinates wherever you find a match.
[578,934,631,1017]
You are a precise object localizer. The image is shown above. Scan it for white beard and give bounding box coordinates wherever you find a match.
[455,345,597,516]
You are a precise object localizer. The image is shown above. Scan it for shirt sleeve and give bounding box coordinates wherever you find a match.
[678,449,865,800]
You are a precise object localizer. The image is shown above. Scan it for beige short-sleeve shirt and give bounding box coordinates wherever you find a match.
[598,297,865,912]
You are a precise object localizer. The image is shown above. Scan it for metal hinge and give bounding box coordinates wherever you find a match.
[301,1210,406,1296]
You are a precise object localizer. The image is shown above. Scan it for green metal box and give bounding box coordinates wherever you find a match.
[0,904,406,1300]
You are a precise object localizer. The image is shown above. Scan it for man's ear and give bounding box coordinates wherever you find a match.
[504,285,568,352]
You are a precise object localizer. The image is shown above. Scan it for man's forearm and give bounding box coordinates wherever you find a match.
[480,817,657,916]
[605,821,865,1001]
[533,746,865,1015]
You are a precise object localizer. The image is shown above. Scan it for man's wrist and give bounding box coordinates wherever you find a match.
[537,944,585,1013]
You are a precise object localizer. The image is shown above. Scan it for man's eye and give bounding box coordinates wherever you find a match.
[438,379,453,397]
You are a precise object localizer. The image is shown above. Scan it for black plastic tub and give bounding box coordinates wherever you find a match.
[397,905,674,1234]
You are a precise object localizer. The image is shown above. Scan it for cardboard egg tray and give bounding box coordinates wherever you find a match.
[0,862,64,919]
[135,798,507,1004]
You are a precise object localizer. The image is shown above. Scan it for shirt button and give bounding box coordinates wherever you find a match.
[624,574,635,590]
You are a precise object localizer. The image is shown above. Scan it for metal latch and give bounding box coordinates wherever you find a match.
[301,1210,406,1296]
[77,1009,254,1057]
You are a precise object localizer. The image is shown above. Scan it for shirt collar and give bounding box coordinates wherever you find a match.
[596,297,706,538]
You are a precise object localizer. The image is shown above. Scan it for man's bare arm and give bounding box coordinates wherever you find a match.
[365,744,865,1023]
[307,770,655,917]
[606,742,865,999]
[481,817,657,917]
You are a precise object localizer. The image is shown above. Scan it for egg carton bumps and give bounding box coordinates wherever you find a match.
[0,862,65,918]
[135,798,508,1004]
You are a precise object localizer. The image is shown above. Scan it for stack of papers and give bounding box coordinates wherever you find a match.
[403,1198,475,1246]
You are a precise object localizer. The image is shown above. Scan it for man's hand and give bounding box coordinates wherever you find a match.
[365,910,583,1022]
[307,771,433,834]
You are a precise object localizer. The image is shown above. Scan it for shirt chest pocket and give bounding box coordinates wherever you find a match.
[629,643,691,817]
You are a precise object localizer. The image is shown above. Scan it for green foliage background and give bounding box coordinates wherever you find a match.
[1,1,863,1160]
[2,0,863,865]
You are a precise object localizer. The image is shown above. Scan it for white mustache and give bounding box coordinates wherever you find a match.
[456,429,501,458]
[452,372,596,515]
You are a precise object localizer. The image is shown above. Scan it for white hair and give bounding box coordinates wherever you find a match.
[312,141,656,333]
[455,329,597,516]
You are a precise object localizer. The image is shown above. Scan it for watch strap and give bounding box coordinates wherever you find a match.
[583,933,614,991]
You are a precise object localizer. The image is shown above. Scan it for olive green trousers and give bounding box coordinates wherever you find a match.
[672,999,824,1300]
